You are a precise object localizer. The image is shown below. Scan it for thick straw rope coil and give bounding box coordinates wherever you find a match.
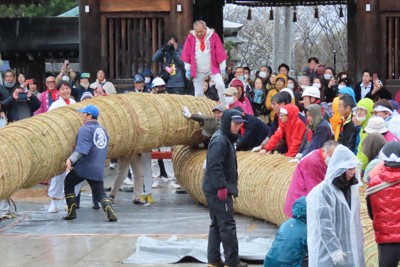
[0,93,215,198]
[173,146,379,265]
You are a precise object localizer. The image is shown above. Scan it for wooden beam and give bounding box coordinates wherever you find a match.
[100,0,171,12]
[79,0,101,78]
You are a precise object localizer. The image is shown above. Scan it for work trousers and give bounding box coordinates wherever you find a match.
[193,71,226,106]
[64,170,108,202]
[207,196,239,267]
[110,154,146,198]
[378,243,400,267]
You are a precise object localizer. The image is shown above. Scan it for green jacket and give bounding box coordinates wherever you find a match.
[356,98,374,170]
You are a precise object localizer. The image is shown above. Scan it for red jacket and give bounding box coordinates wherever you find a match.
[264,103,306,157]
[369,165,400,243]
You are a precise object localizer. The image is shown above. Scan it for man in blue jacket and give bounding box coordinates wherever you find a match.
[203,109,247,267]
[64,105,117,222]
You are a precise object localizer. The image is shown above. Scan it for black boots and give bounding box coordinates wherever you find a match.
[63,194,77,220]
[101,199,117,222]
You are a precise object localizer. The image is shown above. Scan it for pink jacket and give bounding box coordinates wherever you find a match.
[181,30,227,78]
[284,148,327,217]
[229,98,254,115]
[34,90,60,115]
[384,131,400,142]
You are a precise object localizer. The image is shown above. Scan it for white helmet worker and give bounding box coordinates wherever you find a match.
[152,77,166,88]
[302,86,321,99]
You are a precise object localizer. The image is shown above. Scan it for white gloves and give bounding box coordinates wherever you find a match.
[251,146,262,152]
[332,251,347,265]
[182,106,191,119]
[295,153,302,159]
[288,159,299,163]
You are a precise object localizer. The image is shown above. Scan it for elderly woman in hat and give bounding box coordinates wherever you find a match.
[229,79,254,115]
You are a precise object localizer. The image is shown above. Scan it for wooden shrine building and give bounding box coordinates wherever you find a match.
[0,0,399,93]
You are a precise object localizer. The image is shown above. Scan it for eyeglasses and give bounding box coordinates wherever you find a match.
[46,81,55,84]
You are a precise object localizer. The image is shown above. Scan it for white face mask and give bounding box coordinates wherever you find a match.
[312,83,321,89]
[244,74,249,80]
[338,84,346,90]
[356,115,367,122]
[324,74,332,80]
[226,96,235,105]
[144,77,151,84]
[300,85,307,90]
[287,84,294,90]
[259,71,267,79]
[238,75,246,83]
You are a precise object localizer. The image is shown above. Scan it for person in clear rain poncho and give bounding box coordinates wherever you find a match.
[306,144,365,267]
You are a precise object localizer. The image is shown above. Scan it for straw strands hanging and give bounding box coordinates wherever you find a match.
[0,93,215,199]
[173,145,378,265]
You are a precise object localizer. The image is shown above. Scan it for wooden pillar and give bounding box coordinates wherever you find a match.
[193,0,224,40]
[349,0,381,82]
[165,0,193,45]
[347,0,357,83]
[79,0,101,79]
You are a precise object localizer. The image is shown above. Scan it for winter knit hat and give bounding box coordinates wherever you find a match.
[229,79,244,90]
[380,141,400,168]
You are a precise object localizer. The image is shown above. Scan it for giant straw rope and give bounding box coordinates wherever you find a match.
[0,93,378,265]
[0,93,213,198]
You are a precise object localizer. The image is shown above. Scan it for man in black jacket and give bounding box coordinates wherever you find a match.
[1,86,41,122]
[337,94,357,152]
[202,109,247,267]
[232,106,270,151]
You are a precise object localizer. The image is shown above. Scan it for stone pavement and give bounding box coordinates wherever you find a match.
[0,168,277,267]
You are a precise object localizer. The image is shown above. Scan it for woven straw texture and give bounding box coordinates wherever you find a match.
[173,146,378,266]
[0,93,215,199]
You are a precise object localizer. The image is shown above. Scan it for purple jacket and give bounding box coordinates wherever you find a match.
[284,149,327,217]
[181,30,227,78]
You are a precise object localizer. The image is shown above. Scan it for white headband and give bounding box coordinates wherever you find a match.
[373,105,393,115]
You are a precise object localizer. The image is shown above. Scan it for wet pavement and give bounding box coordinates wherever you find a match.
[0,168,277,267]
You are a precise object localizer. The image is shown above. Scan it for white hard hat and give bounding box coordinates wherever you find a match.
[280,88,294,100]
[152,77,166,88]
[302,86,321,98]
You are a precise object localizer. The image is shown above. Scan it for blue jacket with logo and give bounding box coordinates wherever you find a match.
[73,120,109,181]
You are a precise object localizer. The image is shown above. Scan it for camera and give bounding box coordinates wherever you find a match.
[162,43,174,51]
[18,92,28,102]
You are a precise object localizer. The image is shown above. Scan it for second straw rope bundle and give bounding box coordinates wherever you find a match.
[173,146,378,266]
